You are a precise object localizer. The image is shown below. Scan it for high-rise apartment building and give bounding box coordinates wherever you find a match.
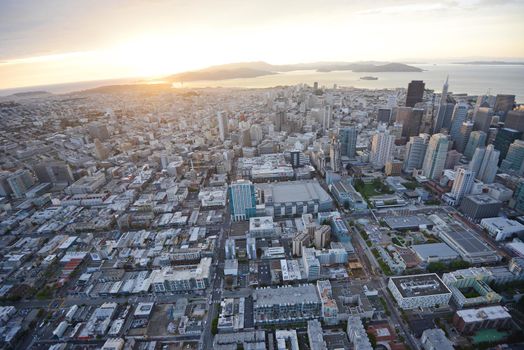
[370,126,395,169]
[329,137,340,172]
[449,168,475,205]
[216,112,229,141]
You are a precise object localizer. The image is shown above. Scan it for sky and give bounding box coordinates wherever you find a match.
[1,0,523,90]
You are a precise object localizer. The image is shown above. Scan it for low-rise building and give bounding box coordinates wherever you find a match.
[442,268,502,309]
[480,217,524,241]
[346,316,373,350]
[460,194,502,222]
[453,306,512,334]
[253,284,321,325]
[420,328,454,350]
[388,274,452,310]
[411,243,459,263]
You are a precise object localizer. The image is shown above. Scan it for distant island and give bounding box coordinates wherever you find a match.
[166,61,422,83]
[360,76,379,80]
[455,61,524,65]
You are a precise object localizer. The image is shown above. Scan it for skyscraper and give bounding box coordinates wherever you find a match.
[494,128,523,163]
[396,107,423,138]
[422,133,449,180]
[450,167,475,205]
[246,237,257,260]
[406,80,425,107]
[33,161,75,185]
[514,181,524,213]
[274,109,286,132]
[240,128,252,147]
[433,76,455,133]
[469,147,486,177]
[494,94,515,120]
[464,131,487,160]
[6,169,35,199]
[216,112,229,141]
[477,145,500,183]
[377,108,392,124]
[225,238,236,259]
[94,139,109,160]
[472,107,492,133]
[403,134,429,172]
[455,121,474,153]
[322,105,332,132]
[504,110,524,134]
[250,124,263,144]
[339,127,357,158]
[329,136,341,172]
[445,150,462,170]
[229,180,256,221]
[88,122,110,141]
[370,126,395,169]
[500,140,524,175]
[449,103,469,144]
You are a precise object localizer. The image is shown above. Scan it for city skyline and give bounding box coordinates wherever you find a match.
[1,0,524,89]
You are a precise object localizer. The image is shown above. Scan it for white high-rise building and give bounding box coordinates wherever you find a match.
[469,147,486,176]
[403,134,430,172]
[247,237,257,260]
[477,145,500,183]
[450,168,475,205]
[250,124,263,144]
[449,103,469,144]
[422,133,449,180]
[322,105,331,132]
[225,238,236,259]
[216,112,229,142]
[329,137,341,172]
[370,125,395,169]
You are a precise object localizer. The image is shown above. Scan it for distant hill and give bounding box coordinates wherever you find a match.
[78,84,172,94]
[9,91,52,98]
[169,67,276,83]
[455,61,524,65]
[165,61,422,82]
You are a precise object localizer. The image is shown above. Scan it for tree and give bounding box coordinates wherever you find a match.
[211,317,219,335]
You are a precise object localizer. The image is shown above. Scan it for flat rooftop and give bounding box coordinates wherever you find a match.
[253,284,320,307]
[443,229,493,255]
[390,273,451,298]
[256,180,331,204]
[384,216,434,229]
[412,243,459,260]
[456,306,511,323]
[464,194,501,205]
